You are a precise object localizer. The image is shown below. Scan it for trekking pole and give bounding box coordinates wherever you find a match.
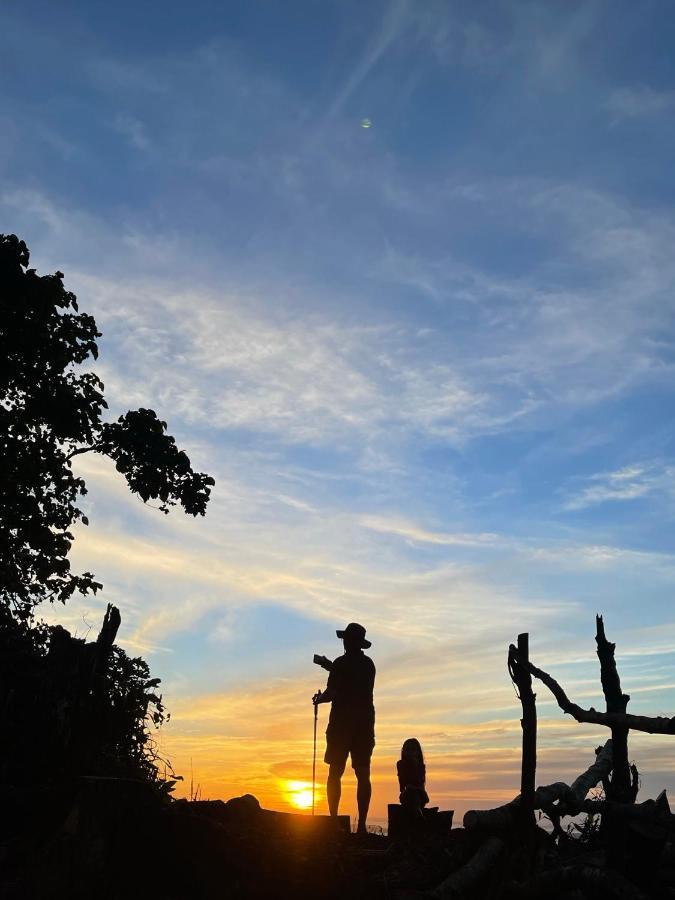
[312,695,319,816]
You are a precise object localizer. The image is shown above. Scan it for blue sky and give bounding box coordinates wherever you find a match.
[3,0,675,820]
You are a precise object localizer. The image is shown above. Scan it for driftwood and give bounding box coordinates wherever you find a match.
[596,616,632,803]
[508,634,537,828]
[527,661,675,735]
[574,790,671,823]
[537,739,614,815]
[595,616,633,871]
[430,836,505,899]
[464,741,613,831]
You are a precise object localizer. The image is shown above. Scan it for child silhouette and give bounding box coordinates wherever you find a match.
[397,738,429,815]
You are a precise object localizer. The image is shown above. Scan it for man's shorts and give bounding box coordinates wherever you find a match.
[324,722,375,769]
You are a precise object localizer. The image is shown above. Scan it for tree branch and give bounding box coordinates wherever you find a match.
[528,661,675,735]
[65,444,102,461]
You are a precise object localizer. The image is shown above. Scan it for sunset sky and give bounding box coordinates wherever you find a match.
[3,0,675,826]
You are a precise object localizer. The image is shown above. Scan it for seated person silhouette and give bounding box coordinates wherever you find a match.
[313,622,375,835]
[397,738,429,818]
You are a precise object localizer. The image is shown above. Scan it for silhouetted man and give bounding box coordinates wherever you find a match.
[313,622,375,834]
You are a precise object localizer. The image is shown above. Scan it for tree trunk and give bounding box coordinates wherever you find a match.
[508,634,537,829]
[595,616,633,872]
[596,615,632,804]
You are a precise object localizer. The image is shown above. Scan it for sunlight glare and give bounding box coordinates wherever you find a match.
[285,780,315,810]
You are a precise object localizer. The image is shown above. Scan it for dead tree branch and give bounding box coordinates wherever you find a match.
[527,662,675,735]
[464,741,613,830]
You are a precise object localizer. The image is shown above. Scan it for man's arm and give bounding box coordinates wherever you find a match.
[313,659,340,705]
[313,686,336,705]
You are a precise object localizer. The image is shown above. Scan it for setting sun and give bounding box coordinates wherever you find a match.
[285,780,315,810]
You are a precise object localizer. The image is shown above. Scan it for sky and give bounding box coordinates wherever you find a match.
[3,0,675,826]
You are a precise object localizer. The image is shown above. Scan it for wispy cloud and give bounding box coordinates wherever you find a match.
[606,85,675,123]
[563,464,666,511]
[8,174,675,461]
[324,0,412,121]
[360,515,499,547]
[113,113,150,151]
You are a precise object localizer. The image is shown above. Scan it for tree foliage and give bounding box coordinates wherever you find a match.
[0,233,214,617]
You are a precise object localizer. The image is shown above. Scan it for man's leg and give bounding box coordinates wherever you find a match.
[327,760,345,816]
[354,765,372,834]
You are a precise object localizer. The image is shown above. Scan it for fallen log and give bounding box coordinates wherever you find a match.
[464,740,613,831]
[575,789,671,824]
[537,739,614,815]
[430,836,505,899]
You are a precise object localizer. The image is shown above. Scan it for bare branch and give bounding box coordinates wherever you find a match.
[528,660,675,735]
[464,741,614,830]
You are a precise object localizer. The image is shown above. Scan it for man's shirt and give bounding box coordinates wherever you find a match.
[326,651,375,733]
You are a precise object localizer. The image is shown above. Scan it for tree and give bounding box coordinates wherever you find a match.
[0,233,215,618]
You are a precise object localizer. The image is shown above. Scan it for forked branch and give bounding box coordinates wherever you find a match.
[527,661,675,735]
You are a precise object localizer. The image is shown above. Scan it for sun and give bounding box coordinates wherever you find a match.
[291,788,314,810]
[284,780,315,810]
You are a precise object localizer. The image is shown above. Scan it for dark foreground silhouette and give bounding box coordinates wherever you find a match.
[4,608,675,899]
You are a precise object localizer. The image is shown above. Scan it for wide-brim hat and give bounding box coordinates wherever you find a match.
[336,622,371,649]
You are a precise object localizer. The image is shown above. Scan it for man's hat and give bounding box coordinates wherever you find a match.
[336,622,371,649]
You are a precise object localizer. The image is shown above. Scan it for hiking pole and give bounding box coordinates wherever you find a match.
[312,694,319,816]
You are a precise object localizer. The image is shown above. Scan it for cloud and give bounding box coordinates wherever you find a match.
[360,515,499,547]
[606,85,675,123]
[113,114,150,151]
[562,464,665,511]
[5,111,675,456]
[42,267,499,449]
[323,0,412,121]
